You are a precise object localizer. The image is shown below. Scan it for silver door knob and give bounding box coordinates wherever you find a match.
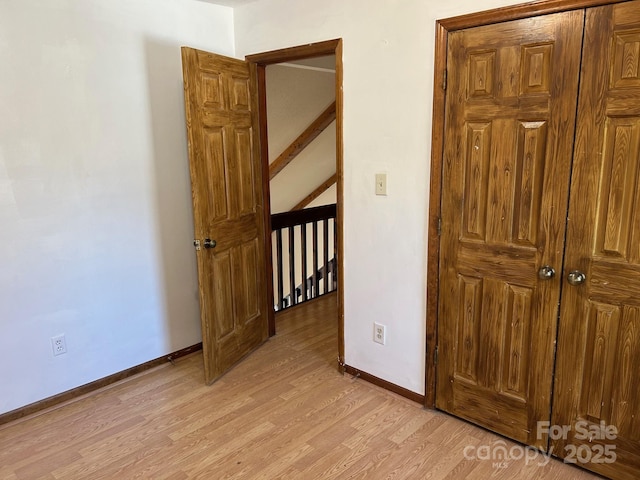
[204,238,217,249]
[538,265,556,280]
[567,270,586,286]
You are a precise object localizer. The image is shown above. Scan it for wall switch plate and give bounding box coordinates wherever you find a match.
[375,173,387,195]
[51,334,67,356]
[374,322,386,345]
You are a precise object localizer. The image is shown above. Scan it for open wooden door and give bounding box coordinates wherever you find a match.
[551,3,640,478]
[182,47,269,384]
[436,11,583,449]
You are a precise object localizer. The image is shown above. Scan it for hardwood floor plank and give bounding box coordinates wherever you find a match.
[388,410,432,444]
[0,293,599,479]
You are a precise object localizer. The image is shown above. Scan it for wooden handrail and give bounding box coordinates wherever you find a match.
[269,101,336,180]
[271,203,336,230]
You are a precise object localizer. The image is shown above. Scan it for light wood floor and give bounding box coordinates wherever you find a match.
[0,294,599,479]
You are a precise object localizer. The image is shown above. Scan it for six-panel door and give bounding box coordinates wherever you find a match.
[551,3,640,479]
[436,11,583,449]
[437,3,640,478]
[182,48,269,384]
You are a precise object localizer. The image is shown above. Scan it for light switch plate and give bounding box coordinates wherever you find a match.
[375,173,387,195]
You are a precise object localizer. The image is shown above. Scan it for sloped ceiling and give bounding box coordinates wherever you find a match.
[266,61,336,213]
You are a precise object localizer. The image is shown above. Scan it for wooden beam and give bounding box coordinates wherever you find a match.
[291,173,337,211]
[269,101,336,180]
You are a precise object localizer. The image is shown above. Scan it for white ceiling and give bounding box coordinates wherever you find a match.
[288,56,335,71]
[197,0,259,7]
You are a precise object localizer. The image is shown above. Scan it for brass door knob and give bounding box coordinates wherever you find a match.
[538,265,556,280]
[567,270,586,286]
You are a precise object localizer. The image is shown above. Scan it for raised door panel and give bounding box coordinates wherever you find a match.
[552,4,640,478]
[436,11,583,449]
[202,128,229,222]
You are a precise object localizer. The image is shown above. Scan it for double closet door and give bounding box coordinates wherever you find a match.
[437,3,640,479]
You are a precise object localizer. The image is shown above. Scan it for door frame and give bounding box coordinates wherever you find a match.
[425,0,631,409]
[246,39,346,369]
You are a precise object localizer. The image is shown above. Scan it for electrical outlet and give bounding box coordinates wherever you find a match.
[373,322,386,345]
[51,334,67,356]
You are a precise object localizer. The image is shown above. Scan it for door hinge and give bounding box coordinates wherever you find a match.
[437,217,442,236]
[434,345,439,365]
[443,69,447,91]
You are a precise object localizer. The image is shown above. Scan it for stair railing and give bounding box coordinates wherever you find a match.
[271,204,337,311]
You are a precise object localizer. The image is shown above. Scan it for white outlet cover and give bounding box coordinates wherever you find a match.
[373,322,386,345]
[51,334,67,356]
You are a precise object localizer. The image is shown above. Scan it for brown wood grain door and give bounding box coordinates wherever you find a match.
[436,11,584,448]
[181,48,269,384]
[551,3,640,478]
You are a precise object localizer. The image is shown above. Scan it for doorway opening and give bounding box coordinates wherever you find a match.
[246,39,345,369]
[266,55,337,312]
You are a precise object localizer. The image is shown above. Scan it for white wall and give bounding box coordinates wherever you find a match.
[0,0,234,415]
[235,0,525,395]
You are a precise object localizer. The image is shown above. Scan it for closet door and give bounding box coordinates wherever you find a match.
[436,11,583,449]
[552,3,640,479]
